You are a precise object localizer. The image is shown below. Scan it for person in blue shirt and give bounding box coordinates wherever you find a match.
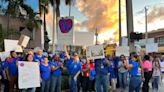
[40,57,51,92]
[34,49,44,62]
[125,54,144,92]
[95,58,110,92]
[22,54,37,92]
[3,51,19,92]
[69,53,82,92]
[50,55,63,92]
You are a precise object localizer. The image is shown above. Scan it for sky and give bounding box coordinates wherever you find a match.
[25,0,164,43]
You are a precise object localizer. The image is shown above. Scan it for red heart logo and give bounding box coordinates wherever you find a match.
[59,18,73,33]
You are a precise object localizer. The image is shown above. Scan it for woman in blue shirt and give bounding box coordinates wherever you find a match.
[125,54,144,92]
[50,55,63,92]
[22,54,37,92]
[40,57,51,92]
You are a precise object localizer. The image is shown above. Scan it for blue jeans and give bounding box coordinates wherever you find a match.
[70,75,77,92]
[41,79,50,92]
[129,76,142,92]
[152,76,160,91]
[118,72,128,89]
[50,75,62,92]
[22,88,36,92]
[96,74,109,92]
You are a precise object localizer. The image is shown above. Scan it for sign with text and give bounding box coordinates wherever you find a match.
[86,45,105,59]
[18,35,30,48]
[57,16,74,45]
[18,61,40,89]
[146,43,158,54]
[116,46,130,56]
[4,39,22,52]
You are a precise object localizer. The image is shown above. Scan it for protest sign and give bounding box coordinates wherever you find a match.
[122,37,128,46]
[116,46,130,56]
[18,61,40,89]
[4,39,19,52]
[0,52,10,61]
[56,44,65,51]
[146,43,158,54]
[86,45,105,59]
[57,16,74,45]
[18,35,30,48]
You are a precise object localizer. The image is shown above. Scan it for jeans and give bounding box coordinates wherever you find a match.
[50,75,62,92]
[129,76,142,92]
[70,75,78,92]
[142,71,152,92]
[22,88,36,92]
[41,79,50,92]
[152,76,160,91]
[96,74,109,92]
[118,72,127,89]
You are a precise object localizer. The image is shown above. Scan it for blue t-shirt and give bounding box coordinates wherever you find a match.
[130,61,141,77]
[69,61,82,76]
[108,62,116,79]
[95,59,109,75]
[51,62,62,76]
[40,63,51,80]
[64,58,73,74]
[35,55,44,62]
[3,58,18,76]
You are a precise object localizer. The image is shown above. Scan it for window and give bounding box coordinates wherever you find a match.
[156,37,164,45]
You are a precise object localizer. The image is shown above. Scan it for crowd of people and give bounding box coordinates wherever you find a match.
[0,46,164,92]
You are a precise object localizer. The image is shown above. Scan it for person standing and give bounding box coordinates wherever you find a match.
[142,55,153,92]
[22,54,37,92]
[50,55,63,92]
[160,55,164,81]
[152,56,161,92]
[3,51,19,92]
[69,53,82,92]
[118,55,128,91]
[125,54,144,92]
[95,58,110,92]
[40,57,51,92]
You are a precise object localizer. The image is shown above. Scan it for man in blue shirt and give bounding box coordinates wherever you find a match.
[50,55,63,92]
[3,51,19,92]
[34,49,44,62]
[95,58,110,92]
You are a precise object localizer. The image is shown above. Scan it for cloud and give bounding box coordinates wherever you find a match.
[76,0,126,42]
[147,6,164,23]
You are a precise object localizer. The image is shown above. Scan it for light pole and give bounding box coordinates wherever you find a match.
[145,6,148,43]
[119,0,122,46]
[126,0,134,45]
[95,28,98,45]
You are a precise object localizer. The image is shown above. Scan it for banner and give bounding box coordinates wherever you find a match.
[146,43,158,54]
[116,46,129,56]
[57,16,74,45]
[86,45,105,59]
[0,52,10,61]
[18,61,40,89]
[4,39,22,52]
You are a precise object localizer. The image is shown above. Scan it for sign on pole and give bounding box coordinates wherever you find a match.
[116,46,130,56]
[146,43,158,54]
[18,61,40,89]
[57,16,74,45]
[86,45,105,59]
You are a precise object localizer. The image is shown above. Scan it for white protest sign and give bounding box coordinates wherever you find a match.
[18,61,40,89]
[122,37,128,46]
[116,46,130,56]
[0,52,10,61]
[56,44,65,51]
[57,16,74,45]
[86,45,105,59]
[4,39,21,52]
[18,35,30,47]
[146,43,158,54]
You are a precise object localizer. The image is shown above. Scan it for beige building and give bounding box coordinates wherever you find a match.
[0,14,43,49]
